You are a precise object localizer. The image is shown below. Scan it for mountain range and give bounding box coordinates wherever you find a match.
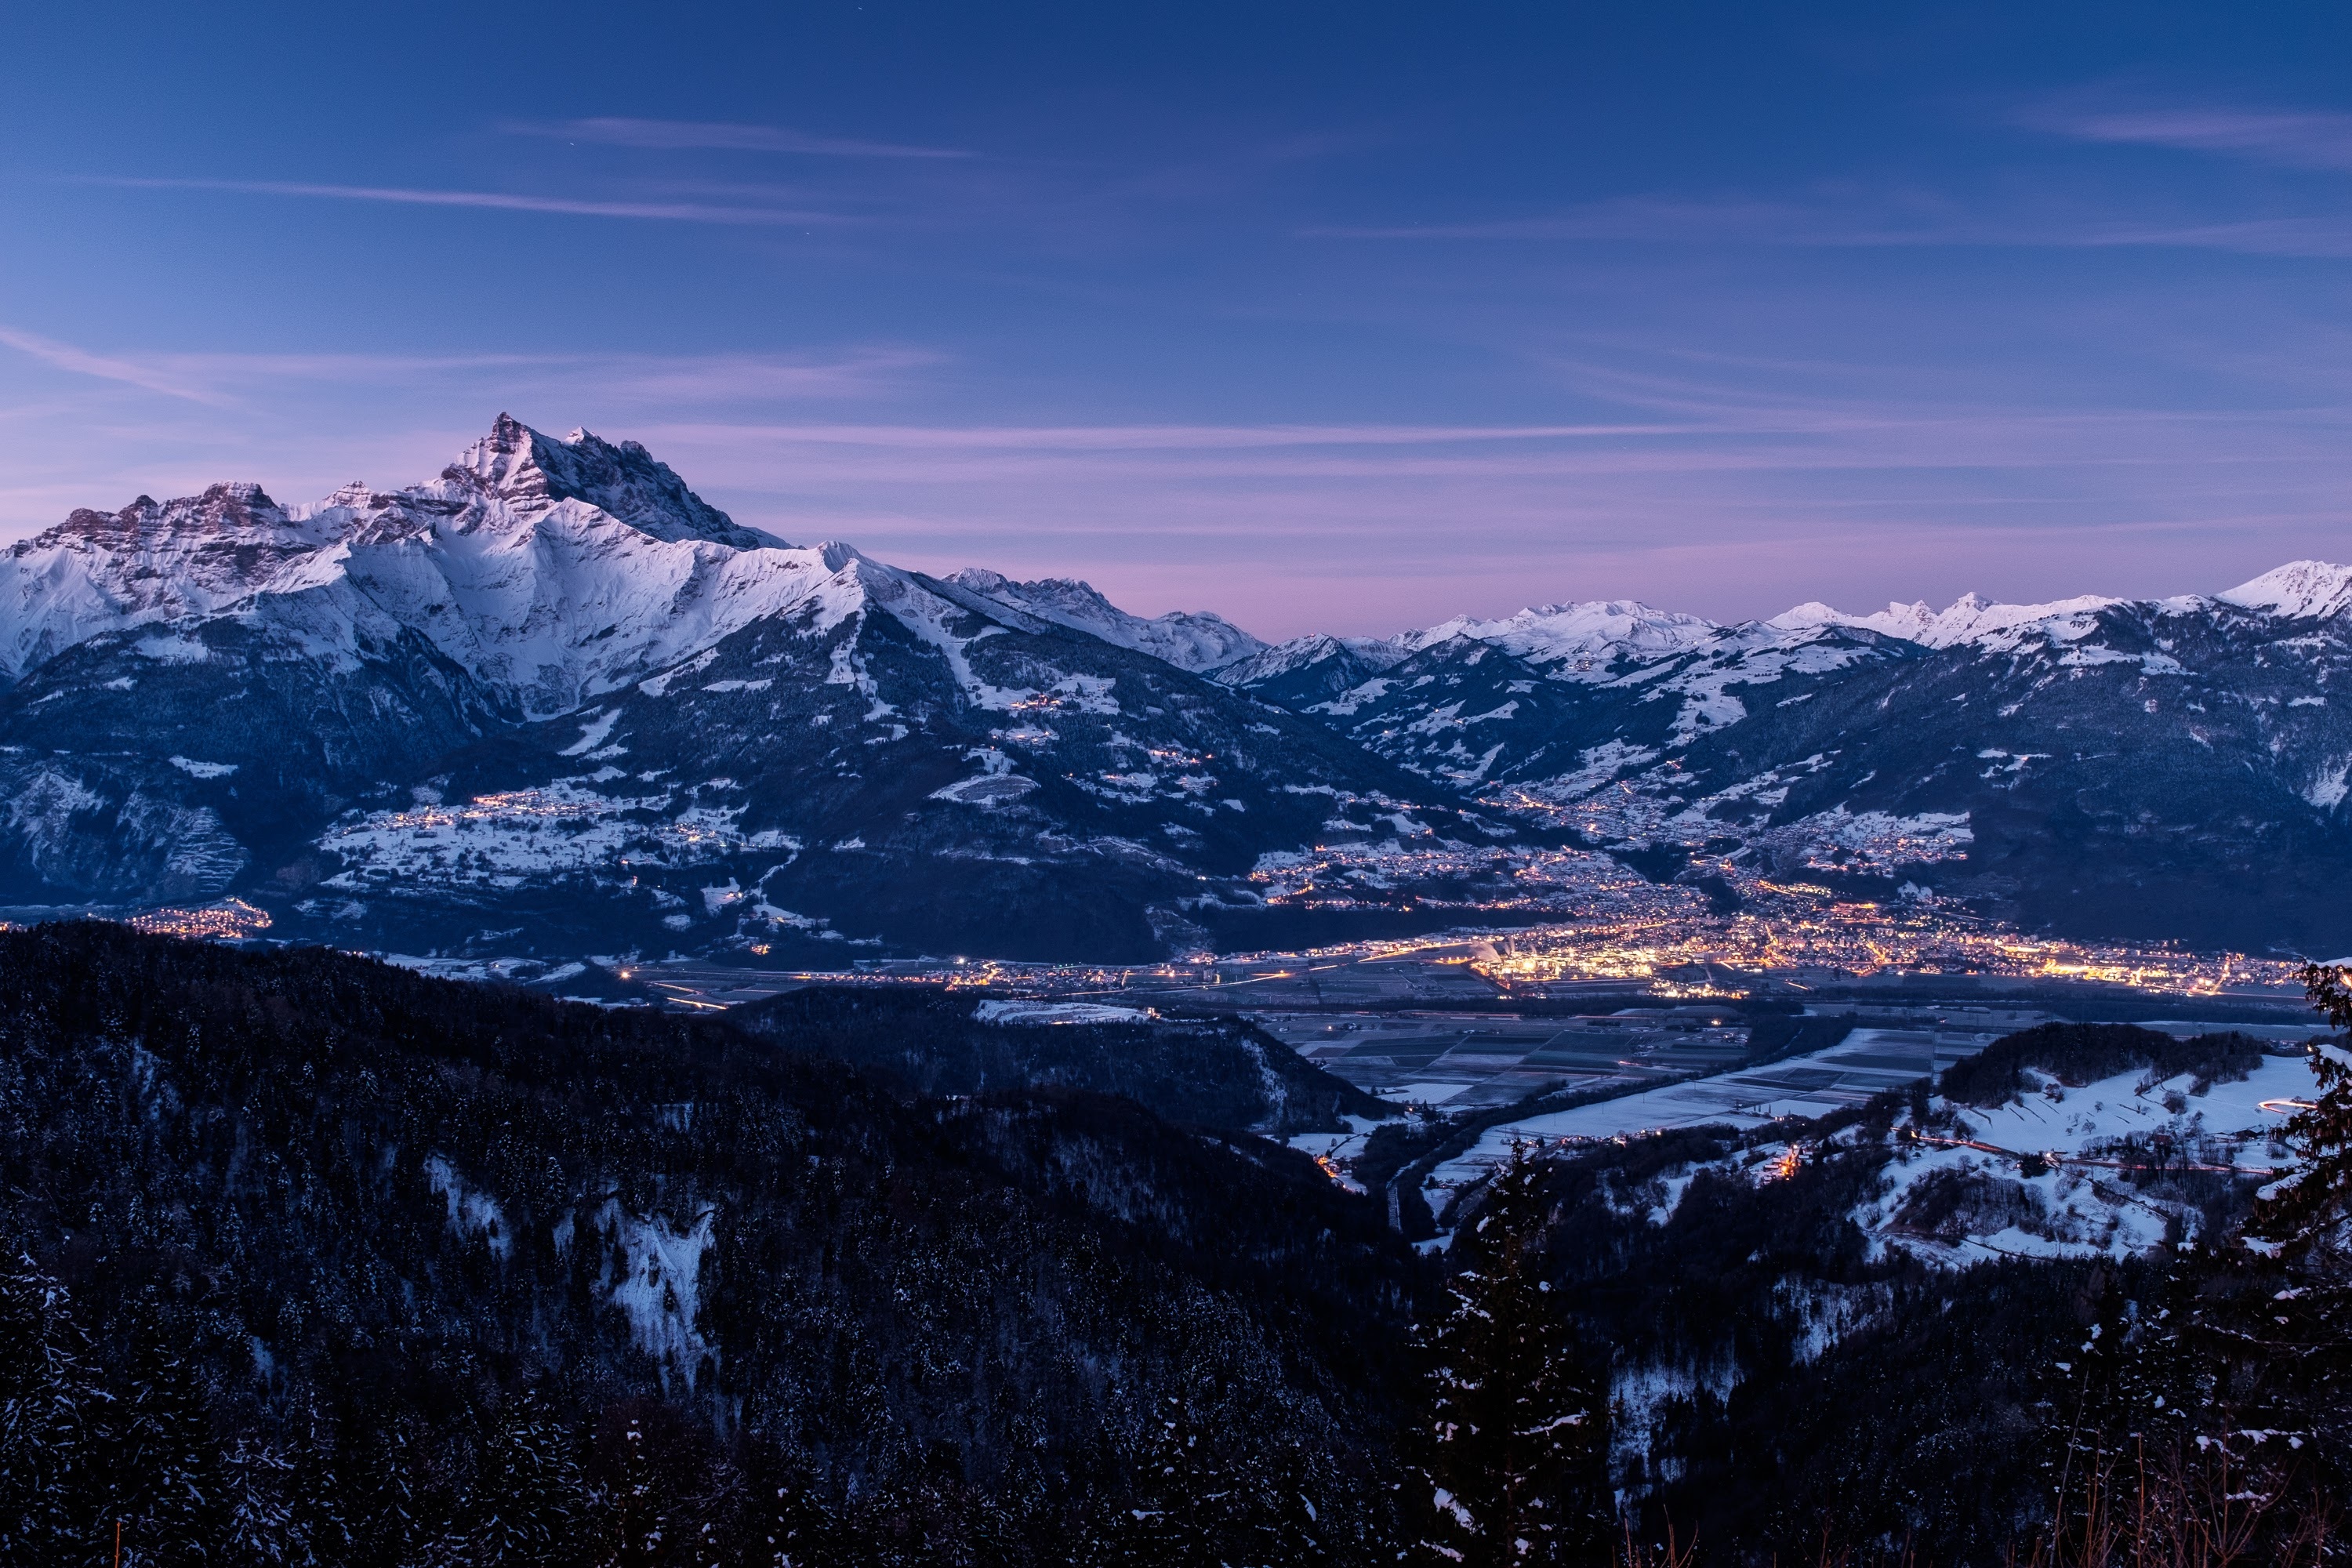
[5,413,2350,961]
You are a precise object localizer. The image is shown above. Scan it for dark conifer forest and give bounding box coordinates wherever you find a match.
[3,924,2350,1565]
[0,924,1419,1564]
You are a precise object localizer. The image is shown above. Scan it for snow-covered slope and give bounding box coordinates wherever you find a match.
[0,416,1494,960]
[1769,590,2126,651]
[1212,633,1406,685]
[1223,608,1902,789]
[1399,598,1719,668]
[0,483,343,681]
[0,415,814,715]
[2217,559,2352,621]
[943,568,1265,672]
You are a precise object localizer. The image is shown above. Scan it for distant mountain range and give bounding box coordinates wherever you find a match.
[6,414,2351,961]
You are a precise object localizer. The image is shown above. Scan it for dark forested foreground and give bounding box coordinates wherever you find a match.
[3,925,2351,1566]
[0,925,1419,1565]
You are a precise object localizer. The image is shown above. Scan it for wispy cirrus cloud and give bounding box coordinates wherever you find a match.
[0,328,934,407]
[506,116,972,160]
[1302,190,2352,258]
[1300,197,1842,244]
[0,325,233,405]
[660,420,1693,450]
[2019,101,2352,171]
[81,176,851,227]
[618,384,2352,636]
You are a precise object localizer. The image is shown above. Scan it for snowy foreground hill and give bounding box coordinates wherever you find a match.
[8,413,2352,959]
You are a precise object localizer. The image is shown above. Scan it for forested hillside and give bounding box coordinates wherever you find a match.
[0,924,1421,1565]
[5,925,2350,1565]
[724,986,1390,1135]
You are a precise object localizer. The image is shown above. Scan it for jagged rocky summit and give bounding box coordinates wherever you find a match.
[0,417,1496,960]
[7,414,2352,960]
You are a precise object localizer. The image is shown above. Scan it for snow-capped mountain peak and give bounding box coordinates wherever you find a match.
[0,416,816,706]
[2218,559,2352,621]
[1772,590,2123,650]
[1398,598,1719,666]
[441,412,782,549]
[0,417,1290,724]
[0,484,352,680]
[944,567,1265,672]
[1209,632,1406,685]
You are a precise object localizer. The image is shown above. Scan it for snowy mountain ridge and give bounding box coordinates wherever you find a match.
[1396,597,1720,666]
[943,568,1265,673]
[1377,562,2352,669]
[10,412,2346,714]
[0,416,1172,721]
[1205,558,2352,956]
[13,412,2352,961]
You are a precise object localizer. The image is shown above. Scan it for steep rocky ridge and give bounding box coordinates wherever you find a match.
[0,419,1498,959]
[13,414,2352,958]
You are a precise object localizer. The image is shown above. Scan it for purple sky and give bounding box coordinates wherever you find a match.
[5,4,2352,638]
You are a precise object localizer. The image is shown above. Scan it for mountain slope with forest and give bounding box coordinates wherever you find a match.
[0,419,1504,961]
[7,925,2351,1563]
[0,923,1420,1564]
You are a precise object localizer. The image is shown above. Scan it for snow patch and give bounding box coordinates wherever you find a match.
[423,1154,511,1261]
[974,999,1154,1025]
[132,633,211,663]
[2306,758,2350,810]
[597,1201,717,1388]
[557,708,621,757]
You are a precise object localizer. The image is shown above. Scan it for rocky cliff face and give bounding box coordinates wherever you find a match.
[0,418,1493,960]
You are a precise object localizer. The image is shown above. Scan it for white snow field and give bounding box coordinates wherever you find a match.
[1428,1024,2004,1189]
[1425,1026,2328,1264]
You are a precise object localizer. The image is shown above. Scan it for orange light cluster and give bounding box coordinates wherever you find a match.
[125,898,274,942]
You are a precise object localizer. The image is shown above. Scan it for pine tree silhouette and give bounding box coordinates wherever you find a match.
[0,1257,102,1559]
[285,1398,352,1568]
[2248,963,2352,1265]
[1088,1389,1214,1566]
[1411,1146,1610,1568]
[2240,967,2352,1439]
[340,1415,422,1568]
[220,1442,298,1565]
[472,1389,586,1568]
[107,1300,227,1565]
[757,1479,816,1568]
[604,1417,669,1567]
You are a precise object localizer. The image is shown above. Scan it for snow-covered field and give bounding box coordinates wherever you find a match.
[1425,1025,1999,1191]
[1945,1052,2309,1164]
[1837,1051,2314,1262]
[1438,1042,2321,1265]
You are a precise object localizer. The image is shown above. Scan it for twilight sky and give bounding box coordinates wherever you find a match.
[5,2,2352,638]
